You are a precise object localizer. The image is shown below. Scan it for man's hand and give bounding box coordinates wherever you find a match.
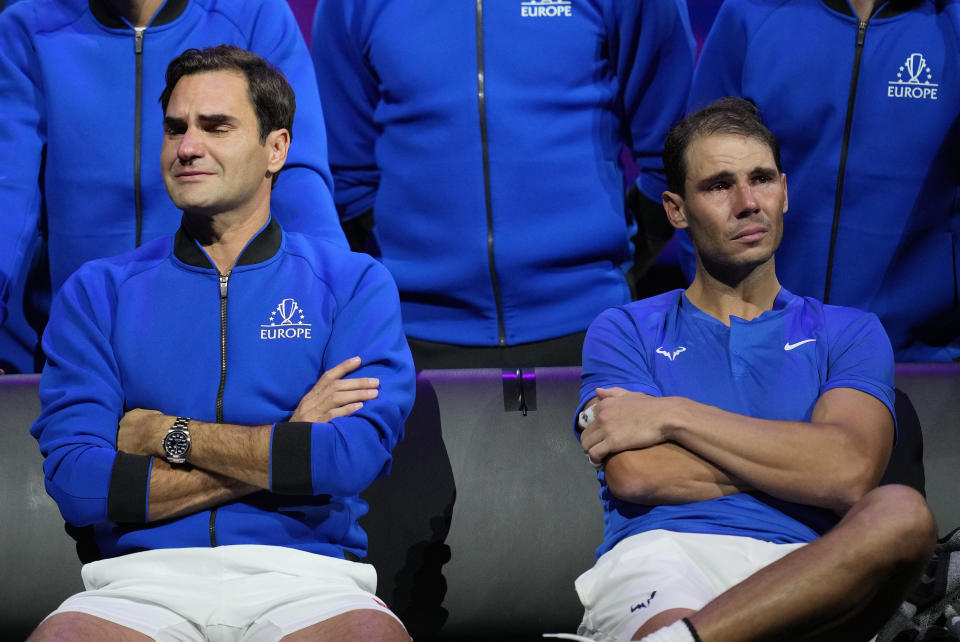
[118,408,168,456]
[291,356,379,423]
[580,387,678,464]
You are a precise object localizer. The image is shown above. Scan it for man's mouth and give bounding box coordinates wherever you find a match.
[732,225,767,243]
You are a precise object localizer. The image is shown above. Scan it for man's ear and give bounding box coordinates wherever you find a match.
[265,128,291,175]
[781,172,788,215]
[661,191,688,230]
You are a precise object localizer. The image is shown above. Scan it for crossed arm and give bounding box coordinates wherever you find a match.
[580,385,894,514]
[117,357,379,522]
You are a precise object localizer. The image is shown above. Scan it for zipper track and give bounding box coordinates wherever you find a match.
[824,18,869,304]
[133,27,145,248]
[209,270,231,547]
[475,0,506,346]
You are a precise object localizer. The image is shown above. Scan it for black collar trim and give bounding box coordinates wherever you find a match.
[89,0,188,29]
[174,218,283,269]
[821,0,924,19]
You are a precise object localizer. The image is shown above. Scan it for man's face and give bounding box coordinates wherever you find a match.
[161,70,283,217]
[665,133,787,275]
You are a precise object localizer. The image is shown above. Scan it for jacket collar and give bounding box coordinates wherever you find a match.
[174,217,284,270]
[821,0,926,19]
[89,0,188,29]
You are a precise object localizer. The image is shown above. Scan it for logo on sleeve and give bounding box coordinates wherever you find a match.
[521,0,572,17]
[655,346,686,361]
[888,53,939,100]
[260,298,312,340]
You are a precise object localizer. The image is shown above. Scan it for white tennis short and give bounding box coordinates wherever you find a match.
[575,530,805,642]
[46,545,403,642]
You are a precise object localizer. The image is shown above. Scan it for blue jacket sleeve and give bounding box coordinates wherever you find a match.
[30,266,152,527]
[310,0,381,221]
[613,0,696,202]
[0,5,45,325]
[270,258,415,496]
[244,0,347,248]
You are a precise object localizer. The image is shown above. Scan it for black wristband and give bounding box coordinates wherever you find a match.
[682,618,703,642]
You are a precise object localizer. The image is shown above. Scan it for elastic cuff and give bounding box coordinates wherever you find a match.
[107,452,152,523]
[270,421,313,494]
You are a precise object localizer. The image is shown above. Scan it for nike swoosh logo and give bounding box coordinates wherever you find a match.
[784,339,816,351]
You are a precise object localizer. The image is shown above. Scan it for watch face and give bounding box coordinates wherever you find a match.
[163,430,190,458]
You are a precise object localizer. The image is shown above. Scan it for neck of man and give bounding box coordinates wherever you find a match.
[686,256,781,325]
[182,192,272,276]
[848,0,877,22]
[102,0,165,27]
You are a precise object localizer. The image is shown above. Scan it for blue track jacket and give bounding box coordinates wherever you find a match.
[32,219,414,560]
[311,0,696,347]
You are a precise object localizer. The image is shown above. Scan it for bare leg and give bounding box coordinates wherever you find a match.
[28,612,152,642]
[632,485,936,641]
[281,608,410,642]
[632,608,697,640]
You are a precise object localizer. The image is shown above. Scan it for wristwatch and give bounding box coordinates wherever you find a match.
[162,416,191,464]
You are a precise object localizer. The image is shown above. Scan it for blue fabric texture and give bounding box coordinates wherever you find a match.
[311,0,697,346]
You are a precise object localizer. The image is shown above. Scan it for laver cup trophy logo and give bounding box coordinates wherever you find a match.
[261,298,313,340]
[888,52,939,100]
[277,298,301,325]
[904,53,928,83]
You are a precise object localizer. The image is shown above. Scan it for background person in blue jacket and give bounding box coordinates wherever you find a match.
[29,46,414,641]
[574,98,934,642]
[680,0,960,362]
[311,0,697,368]
[0,0,348,376]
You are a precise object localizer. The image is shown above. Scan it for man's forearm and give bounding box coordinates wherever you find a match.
[119,409,273,489]
[147,459,258,522]
[118,359,380,493]
[604,442,751,505]
[186,419,272,488]
[665,390,892,513]
[582,387,893,513]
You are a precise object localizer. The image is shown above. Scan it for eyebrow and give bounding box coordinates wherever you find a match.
[197,113,235,126]
[163,113,237,129]
[163,115,186,130]
[695,166,778,189]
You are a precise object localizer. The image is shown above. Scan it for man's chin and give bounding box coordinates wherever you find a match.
[700,250,776,286]
[168,193,219,217]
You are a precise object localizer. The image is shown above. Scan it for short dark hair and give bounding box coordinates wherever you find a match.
[663,97,781,195]
[160,45,295,143]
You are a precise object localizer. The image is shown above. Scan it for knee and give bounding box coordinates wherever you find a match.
[858,485,937,565]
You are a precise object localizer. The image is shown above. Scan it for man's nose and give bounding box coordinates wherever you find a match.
[734,183,760,216]
[178,128,204,162]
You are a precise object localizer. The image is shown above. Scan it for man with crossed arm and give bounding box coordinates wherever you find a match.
[29,46,413,641]
[574,97,935,642]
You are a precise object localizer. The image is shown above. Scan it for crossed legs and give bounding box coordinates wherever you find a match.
[632,485,936,641]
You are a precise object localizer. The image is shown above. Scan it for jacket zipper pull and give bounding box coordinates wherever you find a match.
[219,272,230,298]
[134,26,145,54]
